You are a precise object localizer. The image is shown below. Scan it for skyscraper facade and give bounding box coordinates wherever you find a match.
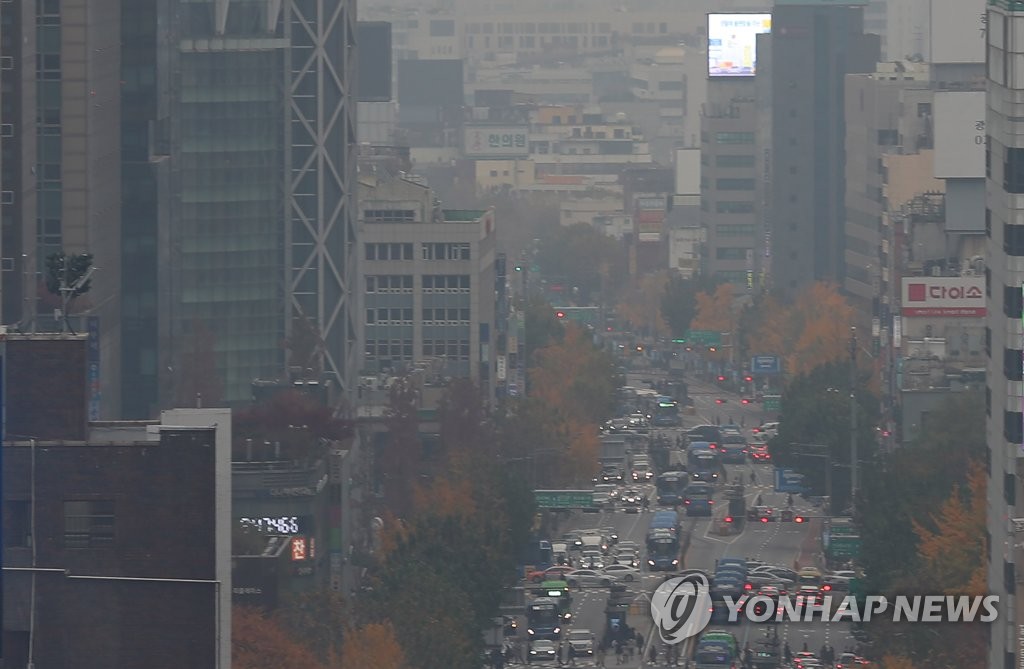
[767,0,879,301]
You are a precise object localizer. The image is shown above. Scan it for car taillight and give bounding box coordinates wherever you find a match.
[761,517,768,523]
[744,583,753,590]
[725,516,733,523]
[709,500,714,504]
[822,584,832,591]
[684,500,690,505]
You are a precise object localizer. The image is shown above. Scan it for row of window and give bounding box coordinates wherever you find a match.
[365,242,472,261]
[364,209,416,223]
[365,308,471,325]
[365,274,471,293]
[365,340,414,360]
[423,339,471,359]
[715,247,751,261]
[6,499,116,550]
[715,224,756,237]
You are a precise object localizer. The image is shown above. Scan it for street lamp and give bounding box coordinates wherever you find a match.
[849,327,859,505]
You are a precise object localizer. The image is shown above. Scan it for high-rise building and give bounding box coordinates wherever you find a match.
[356,172,497,399]
[701,82,759,288]
[766,0,879,302]
[117,1,357,412]
[1,0,123,417]
[985,3,1024,665]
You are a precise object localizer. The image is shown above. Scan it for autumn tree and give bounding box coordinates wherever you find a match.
[524,295,565,363]
[275,590,347,664]
[232,389,352,461]
[437,378,491,469]
[660,273,699,339]
[340,622,408,669]
[233,606,325,669]
[616,271,670,337]
[174,318,224,408]
[691,282,735,333]
[380,375,423,518]
[535,222,627,303]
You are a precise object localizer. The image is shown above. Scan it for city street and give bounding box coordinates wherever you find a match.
[506,369,857,666]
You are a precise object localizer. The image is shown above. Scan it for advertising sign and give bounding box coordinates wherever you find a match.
[464,126,529,158]
[901,277,985,317]
[707,13,772,78]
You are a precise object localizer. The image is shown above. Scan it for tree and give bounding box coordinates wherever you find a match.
[381,375,423,517]
[535,222,627,304]
[275,590,347,663]
[769,361,879,513]
[438,378,491,466]
[174,319,224,408]
[233,606,325,669]
[340,622,407,669]
[661,274,699,339]
[616,272,670,337]
[691,282,735,333]
[44,251,94,299]
[232,389,352,461]
[523,295,564,364]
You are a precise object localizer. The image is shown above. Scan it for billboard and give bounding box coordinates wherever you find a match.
[356,22,393,102]
[708,13,772,78]
[933,91,985,179]
[463,126,529,158]
[901,277,985,317]
[930,0,985,64]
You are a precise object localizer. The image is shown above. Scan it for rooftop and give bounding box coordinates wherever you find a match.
[442,209,488,223]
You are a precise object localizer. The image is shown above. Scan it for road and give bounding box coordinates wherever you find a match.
[506,371,856,667]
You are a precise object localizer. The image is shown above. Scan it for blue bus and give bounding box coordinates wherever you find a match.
[526,597,564,640]
[650,509,680,535]
[656,472,688,506]
[690,450,723,483]
[646,516,681,571]
[652,397,682,427]
[684,482,714,516]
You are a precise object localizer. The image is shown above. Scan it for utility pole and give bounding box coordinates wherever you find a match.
[849,326,859,509]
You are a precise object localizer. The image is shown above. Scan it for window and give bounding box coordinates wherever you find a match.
[1005,409,1023,444]
[877,129,898,145]
[64,500,115,549]
[365,275,413,293]
[422,242,470,261]
[1006,147,1024,193]
[715,132,755,144]
[917,102,932,117]
[422,338,471,360]
[716,247,749,261]
[986,267,992,298]
[422,274,470,293]
[430,19,455,36]
[715,155,755,168]
[986,207,992,238]
[1005,347,1023,381]
[1005,284,1023,318]
[716,178,755,191]
[365,243,413,260]
[366,339,413,362]
[364,209,415,223]
[716,202,755,215]
[1005,473,1017,506]
[1004,223,1024,256]
[716,223,756,237]
[1005,560,1017,595]
[985,326,992,358]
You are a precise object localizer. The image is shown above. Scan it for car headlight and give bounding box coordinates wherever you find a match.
[564,613,572,619]
[530,650,538,655]
[648,560,655,566]
[528,629,535,635]
[553,627,561,634]
[672,559,679,565]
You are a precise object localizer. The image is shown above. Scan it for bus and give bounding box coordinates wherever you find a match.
[539,580,573,622]
[652,397,682,427]
[689,450,723,483]
[647,530,680,571]
[656,471,688,506]
[683,482,714,516]
[649,509,680,536]
[525,597,564,639]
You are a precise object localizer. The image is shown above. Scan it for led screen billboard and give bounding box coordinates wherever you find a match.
[707,13,772,78]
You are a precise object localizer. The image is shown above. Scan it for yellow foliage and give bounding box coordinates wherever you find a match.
[412,476,476,521]
[616,272,670,336]
[879,656,919,669]
[692,283,734,332]
[376,511,410,559]
[340,622,409,669]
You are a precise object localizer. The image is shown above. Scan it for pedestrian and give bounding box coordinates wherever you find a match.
[597,648,606,667]
[783,642,792,664]
[615,640,623,665]
[755,493,763,506]
[740,416,746,428]
[802,642,809,653]
[787,493,794,507]
[649,644,658,663]
[820,644,828,661]
[750,470,757,485]
[635,631,644,649]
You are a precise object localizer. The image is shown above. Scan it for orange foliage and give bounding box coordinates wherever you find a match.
[233,606,325,669]
[747,282,855,376]
[412,476,476,521]
[340,622,408,669]
[692,283,735,333]
[879,656,919,669]
[616,272,669,336]
[561,419,600,486]
[376,511,410,559]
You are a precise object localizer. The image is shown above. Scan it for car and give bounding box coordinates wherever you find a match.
[752,566,798,582]
[528,565,575,583]
[766,579,791,596]
[614,541,640,554]
[836,653,871,668]
[600,467,624,484]
[580,550,605,569]
[821,576,850,593]
[566,569,617,588]
[754,422,779,437]
[620,489,644,505]
[616,554,641,569]
[757,585,781,598]
[744,558,767,569]
[566,629,595,658]
[602,564,640,581]
[528,639,558,663]
[600,527,620,544]
[796,585,824,607]
[831,570,857,580]
[561,532,584,550]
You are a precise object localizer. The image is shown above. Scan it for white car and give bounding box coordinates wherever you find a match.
[528,639,558,662]
[614,541,640,554]
[602,564,640,581]
[566,569,618,588]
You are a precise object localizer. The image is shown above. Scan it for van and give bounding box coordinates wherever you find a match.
[551,542,570,566]
[580,534,608,554]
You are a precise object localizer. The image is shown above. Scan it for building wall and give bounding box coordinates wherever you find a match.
[884,151,943,210]
[985,5,1024,666]
[475,159,536,190]
[2,334,88,441]
[701,83,757,287]
[769,1,879,302]
[2,426,222,668]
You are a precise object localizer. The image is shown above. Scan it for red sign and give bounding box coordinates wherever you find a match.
[901,277,985,317]
[291,537,307,561]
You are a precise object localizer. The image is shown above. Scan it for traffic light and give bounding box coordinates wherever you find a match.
[794,515,806,523]
[741,398,751,405]
[724,516,733,523]
[708,346,718,353]
[555,311,566,319]
[744,376,753,383]
[717,375,726,382]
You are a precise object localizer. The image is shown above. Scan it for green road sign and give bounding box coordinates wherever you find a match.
[763,395,781,412]
[827,536,861,558]
[534,490,595,509]
[830,526,858,537]
[684,330,721,346]
[553,306,599,326]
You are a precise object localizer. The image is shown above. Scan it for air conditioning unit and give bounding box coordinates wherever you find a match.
[931,265,942,277]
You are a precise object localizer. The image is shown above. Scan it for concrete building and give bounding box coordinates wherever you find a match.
[766,0,880,302]
[985,3,1024,665]
[1,379,232,669]
[356,173,497,399]
[0,0,123,418]
[700,83,758,287]
[843,62,931,318]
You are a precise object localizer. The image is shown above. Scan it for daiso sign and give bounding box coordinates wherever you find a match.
[901,277,986,317]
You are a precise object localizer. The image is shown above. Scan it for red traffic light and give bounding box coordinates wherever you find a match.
[717,375,726,382]
[555,311,566,319]
[744,376,753,382]
[715,399,724,405]
[724,516,733,523]
[760,517,769,523]
[794,516,805,523]
[741,399,751,405]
